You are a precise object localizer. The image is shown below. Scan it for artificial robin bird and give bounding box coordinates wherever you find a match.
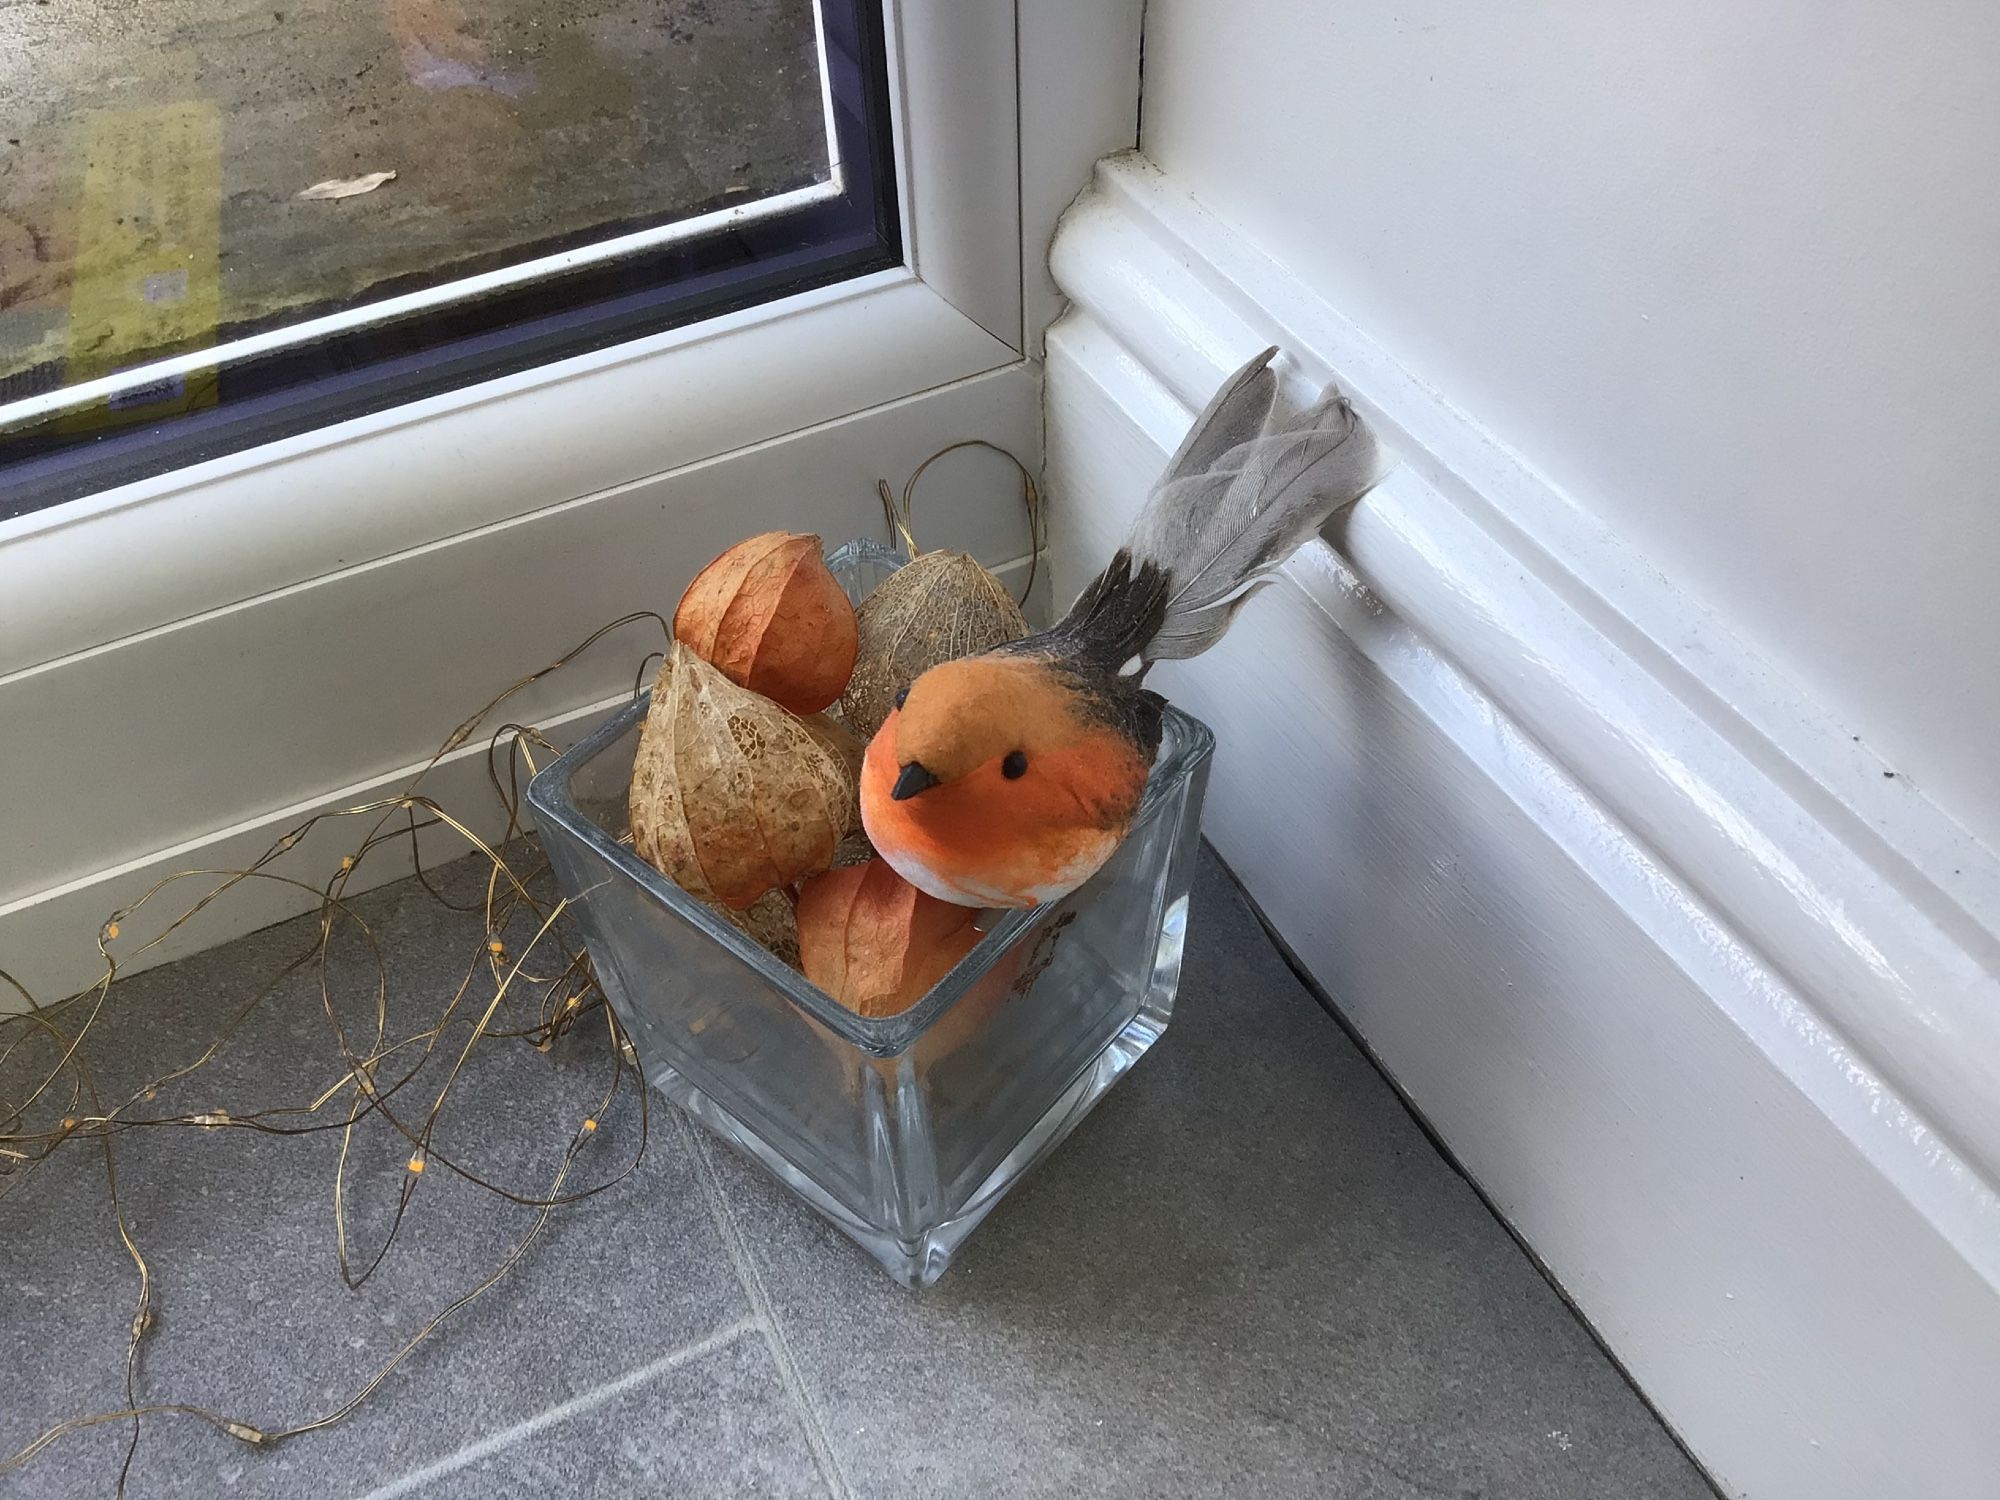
[860,346,1382,908]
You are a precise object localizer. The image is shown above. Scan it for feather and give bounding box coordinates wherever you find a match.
[1157,345,1281,486]
[1123,348,1381,663]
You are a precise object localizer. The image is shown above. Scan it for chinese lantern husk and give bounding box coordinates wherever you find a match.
[838,550,1029,740]
[629,643,853,910]
[796,858,981,1018]
[673,532,859,715]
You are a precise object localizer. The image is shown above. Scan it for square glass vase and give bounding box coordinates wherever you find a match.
[527,540,1213,1286]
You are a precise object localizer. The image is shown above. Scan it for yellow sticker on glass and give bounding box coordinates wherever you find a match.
[58,102,222,433]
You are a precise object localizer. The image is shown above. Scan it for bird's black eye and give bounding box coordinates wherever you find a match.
[894,685,909,710]
[1002,750,1029,780]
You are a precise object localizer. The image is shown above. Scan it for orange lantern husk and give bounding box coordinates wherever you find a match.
[673,532,859,714]
[796,858,981,1018]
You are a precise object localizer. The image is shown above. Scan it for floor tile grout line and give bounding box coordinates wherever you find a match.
[673,1110,856,1500]
[349,1315,760,1500]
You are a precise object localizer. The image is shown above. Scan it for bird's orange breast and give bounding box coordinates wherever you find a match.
[859,708,1151,908]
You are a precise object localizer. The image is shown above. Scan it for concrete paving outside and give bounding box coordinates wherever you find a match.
[0,0,826,393]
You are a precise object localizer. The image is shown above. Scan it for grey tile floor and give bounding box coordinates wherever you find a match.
[1,850,1718,1500]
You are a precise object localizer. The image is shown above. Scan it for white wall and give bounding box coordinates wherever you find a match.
[1141,0,2000,855]
[1086,9,2000,1491]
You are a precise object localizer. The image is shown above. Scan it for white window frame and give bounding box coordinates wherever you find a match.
[2,0,1029,668]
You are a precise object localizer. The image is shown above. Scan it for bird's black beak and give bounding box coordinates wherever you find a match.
[891,761,941,801]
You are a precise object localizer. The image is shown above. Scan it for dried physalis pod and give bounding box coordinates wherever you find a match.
[800,710,863,840]
[674,532,859,714]
[715,888,800,970]
[629,643,854,909]
[795,857,981,1018]
[838,551,1029,739]
[831,830,877,869]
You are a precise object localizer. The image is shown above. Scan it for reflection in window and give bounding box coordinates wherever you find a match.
[0,0,897,518]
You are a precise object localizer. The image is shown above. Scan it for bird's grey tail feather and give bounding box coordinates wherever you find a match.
[1042,345,1382,673]
[1126,346,1381,663]
[1156,344,1282,488]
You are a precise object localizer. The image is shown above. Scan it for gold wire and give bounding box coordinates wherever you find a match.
[0,611,671,1493]
[878,440,1046,607]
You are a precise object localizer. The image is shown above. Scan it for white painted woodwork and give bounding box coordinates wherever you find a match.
[0,273,1010,677]
[1046,154,2000,1500]
[886,0,1021,345]
[1015,0,1145,352]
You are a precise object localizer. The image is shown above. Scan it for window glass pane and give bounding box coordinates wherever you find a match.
[0,0,897,519]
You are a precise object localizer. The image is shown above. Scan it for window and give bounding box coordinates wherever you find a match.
[0,0,898,519]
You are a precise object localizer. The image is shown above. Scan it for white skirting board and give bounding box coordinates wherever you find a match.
[1044,154,2000,1500]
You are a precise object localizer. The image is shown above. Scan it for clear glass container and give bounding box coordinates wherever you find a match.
[528,540,1213,1286]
